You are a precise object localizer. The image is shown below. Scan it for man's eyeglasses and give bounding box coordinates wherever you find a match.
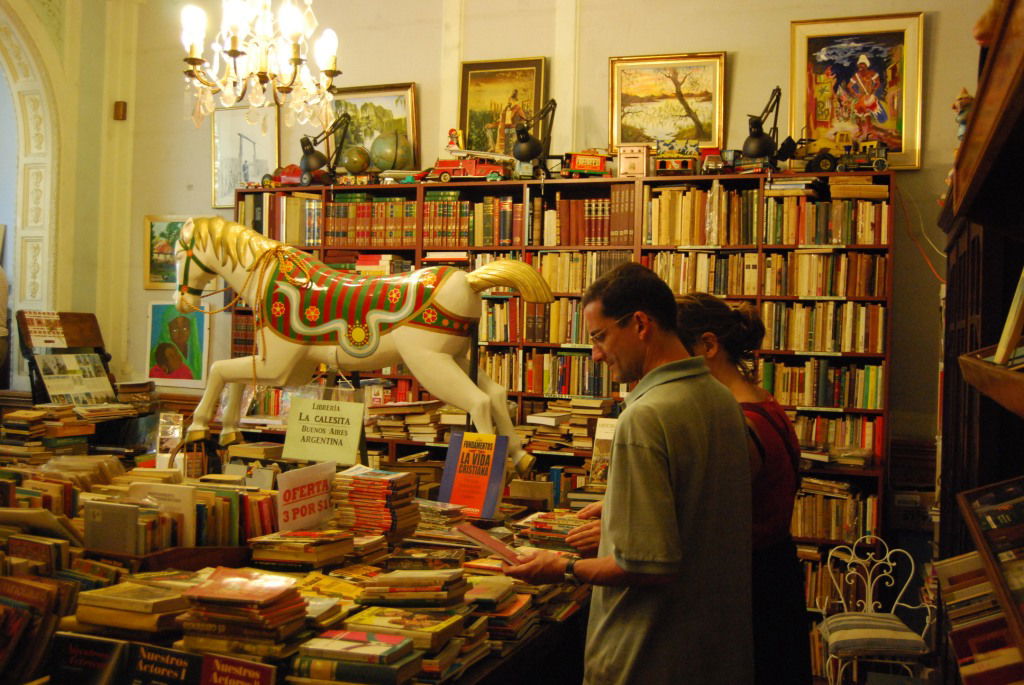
[588,311,635,345]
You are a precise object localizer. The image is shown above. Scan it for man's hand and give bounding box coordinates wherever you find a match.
[503,550,569,585]
[566,519,601,557]
[577,501,603,520]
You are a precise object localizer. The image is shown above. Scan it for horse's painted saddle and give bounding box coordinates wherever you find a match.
[261,252,475,358]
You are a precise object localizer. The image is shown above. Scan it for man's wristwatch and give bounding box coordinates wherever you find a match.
[564,557,581,585]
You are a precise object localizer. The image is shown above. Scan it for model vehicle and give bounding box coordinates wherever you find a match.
[262,164,335,187]
[560,151,613,178]
[836,140,889,172]
[426,157,509,182]
[654,156,698,175]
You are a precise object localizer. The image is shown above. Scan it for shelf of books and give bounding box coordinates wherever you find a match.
[231,172,893,525]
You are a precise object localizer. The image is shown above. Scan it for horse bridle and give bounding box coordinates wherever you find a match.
[177,231,216,297]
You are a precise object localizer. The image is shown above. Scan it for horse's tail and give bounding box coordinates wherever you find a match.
[465,260,553,303]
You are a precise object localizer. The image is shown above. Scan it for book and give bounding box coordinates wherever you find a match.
[201,654,277,685]
[298,631,414,663]
[124,642,203,684]
[48,631,127,685]
[77,582,188,613]
[438,431,508,519]
[76,605,185,632]
[453,521,520,564]
[995,265,1024,365]
[290,649,424,685]
[183,567,298,606]
[344,605,464,651]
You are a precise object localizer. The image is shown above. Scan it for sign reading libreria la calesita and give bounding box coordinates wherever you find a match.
[283,396,364,464]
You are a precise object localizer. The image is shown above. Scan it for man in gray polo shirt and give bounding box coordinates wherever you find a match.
[506,262,753,684]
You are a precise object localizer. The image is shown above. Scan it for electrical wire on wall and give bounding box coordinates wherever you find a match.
[894,184,946,285]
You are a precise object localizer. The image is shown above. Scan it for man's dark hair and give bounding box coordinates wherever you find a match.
[582,262,677,333]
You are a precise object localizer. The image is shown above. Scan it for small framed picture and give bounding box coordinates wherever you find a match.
[331,82,419,170]
[609,52,726,152]
[143,215,189,290]
[459,57,547,156]
[790,12,924,169]
[147,303,209,388]
[211,106,278,208]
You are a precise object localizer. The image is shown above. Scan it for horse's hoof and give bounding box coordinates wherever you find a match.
[183,427,210,444]
[513,452,536,479]
[219,431,244,447]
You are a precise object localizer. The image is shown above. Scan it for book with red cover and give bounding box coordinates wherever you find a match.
[454,522,519,564]
[182,567,298,607]
[438,431,508,519]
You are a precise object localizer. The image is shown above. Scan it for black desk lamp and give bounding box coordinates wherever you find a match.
[742,86,798,167]
[298,112,352,184]
[512,99,557,178]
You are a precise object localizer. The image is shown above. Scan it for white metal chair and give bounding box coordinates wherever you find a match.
[817,535,935,684]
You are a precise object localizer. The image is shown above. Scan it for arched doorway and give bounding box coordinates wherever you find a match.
[0,2,60,390]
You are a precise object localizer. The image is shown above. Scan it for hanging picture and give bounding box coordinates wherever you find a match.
[459,57,547,156]
[328,82,419,172]
[211,106,278,208]
[609,52,726,152]
[147,303,209,388]
[790,13,924,169]
[143,215,189,290]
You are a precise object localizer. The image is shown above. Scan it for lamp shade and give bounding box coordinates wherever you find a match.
[742,115,776,158]
[512,124,542,162]
[299,136,328,172]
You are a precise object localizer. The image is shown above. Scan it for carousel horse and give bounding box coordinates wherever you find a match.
[173,217,553,476]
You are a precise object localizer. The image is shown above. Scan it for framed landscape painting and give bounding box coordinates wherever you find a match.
[330,82,419,170]
[211,106,277,208]
[144,215,189,290]
[147,303,209,388]
[459,57,547,156]
[790,13,923,169]
[609,52,725,152]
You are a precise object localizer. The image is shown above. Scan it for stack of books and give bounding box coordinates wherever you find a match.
[357,569,470,610]
[71,581,189,635]
[0,409,51,461]
[405,409,443,443]
[248,529,355,572]
[512,510,587,553]
[387,546,466,571]
[288,630,423,685]
[0,575,62,681]
[525,401,573,453]
[38,402,95,454]
[115,380,156,414]
[331,464,420,543]
[348,533,389,565]
[472,588,540,656]
[73,403,138,421]
[178,567,310,661]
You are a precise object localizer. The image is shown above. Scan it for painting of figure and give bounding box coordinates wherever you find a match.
[459,58,546,156]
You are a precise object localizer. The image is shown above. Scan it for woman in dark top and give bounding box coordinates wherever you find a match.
[676,292,812,685]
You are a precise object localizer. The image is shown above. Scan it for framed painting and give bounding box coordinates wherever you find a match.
[147,303,209,388]
[211,106,277,208]
[790,13,924,169]
[459,58,547,156]
[329,82,419,170]
[143,215,189,290]
[609,52,725,152]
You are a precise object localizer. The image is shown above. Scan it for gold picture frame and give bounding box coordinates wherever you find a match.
[211,106,278,208]
[609,52,726,152]
[143,215,189,291]
[459,57,547,156]
[790,12,924,169]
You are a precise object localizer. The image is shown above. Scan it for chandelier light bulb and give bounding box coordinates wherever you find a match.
[221,0,251,37]
[180,5,207,54]
[278,2,304,42]
[313,28,337,71]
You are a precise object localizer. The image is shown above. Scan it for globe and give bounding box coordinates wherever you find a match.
[341,146,370,174]
[369,132,413,171]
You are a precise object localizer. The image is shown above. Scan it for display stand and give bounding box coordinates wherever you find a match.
[14,310,115,404]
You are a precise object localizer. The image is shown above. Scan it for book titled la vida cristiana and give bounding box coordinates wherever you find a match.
[438,431,507,519]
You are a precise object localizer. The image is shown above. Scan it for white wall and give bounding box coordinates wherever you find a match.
[0,69,14,272]
[126,0,980,441]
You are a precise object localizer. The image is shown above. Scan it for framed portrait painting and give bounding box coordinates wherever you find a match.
[790,13,924,169]
[147,303,209,388]
[143,215,189,290]
[609,52,725,152]
[211,106,277,208]
[459,58,547,156]
[328,82,419,170]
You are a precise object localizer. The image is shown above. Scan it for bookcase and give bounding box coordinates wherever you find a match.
[231,172,892,515]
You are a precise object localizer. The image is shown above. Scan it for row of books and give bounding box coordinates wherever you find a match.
[792,412,883,461]
[645,249,759,297]
[533,248,633,295]
[642,182,761,247]
[422,192,522,248]
[763,197,890,246]
[541,185,637,247]
[761,300,887,355]
[762,250,887,299]
[791,477,879,542]
[523,350,613,398]
[758,359,885,411]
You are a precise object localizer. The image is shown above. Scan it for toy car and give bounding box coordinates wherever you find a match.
[836,140,889,172]
[262,164,336,187]
[560,151,613,178]
[654,156,698,175]
[426,157,509,182]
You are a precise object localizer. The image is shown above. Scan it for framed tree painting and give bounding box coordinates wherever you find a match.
[147,303,209,388]
[211,106,277,208]
[330,82,419,170]
[459,58,547,156]
[609,52,725,152]
[790,13,924,169]
[143,215,189,290]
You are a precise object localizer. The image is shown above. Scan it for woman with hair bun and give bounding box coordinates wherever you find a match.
[676,292,811,685]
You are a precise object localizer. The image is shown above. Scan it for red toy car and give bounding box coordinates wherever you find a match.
[426,157,508,182]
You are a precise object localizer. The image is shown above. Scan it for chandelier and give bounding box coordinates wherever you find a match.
[180,0,340,128]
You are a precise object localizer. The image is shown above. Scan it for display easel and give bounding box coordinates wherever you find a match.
[15,310,115,404]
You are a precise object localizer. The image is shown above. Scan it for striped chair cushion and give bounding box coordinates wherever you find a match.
[818,613,928,657]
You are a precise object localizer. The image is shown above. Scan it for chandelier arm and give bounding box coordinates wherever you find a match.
[185,65,222,91]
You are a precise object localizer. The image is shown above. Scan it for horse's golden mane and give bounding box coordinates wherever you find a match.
[189,216,281,271]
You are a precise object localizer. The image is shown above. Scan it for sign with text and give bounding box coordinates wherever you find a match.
[275,461,335,531]
[283,396,363,464]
